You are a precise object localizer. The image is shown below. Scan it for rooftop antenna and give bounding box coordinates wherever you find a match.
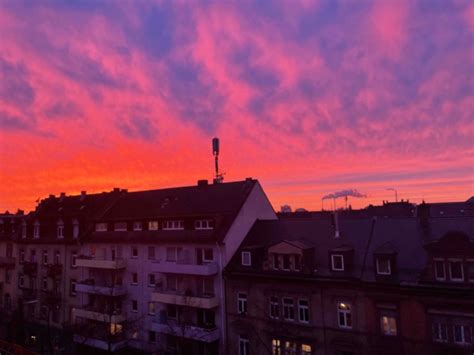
[212,137,224,184]
[386,188,398,202]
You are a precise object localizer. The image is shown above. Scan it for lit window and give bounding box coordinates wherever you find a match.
[331,254,344,271]
[298,299,310,323]
[432,322,448,342]
[283,298,295,321]
[195,219,214,230]
[239,336,250,355]
[238,292,247,314]
[285,341,297,355]
[114,222,127,231]
[33,221,40,239]
[241,251,251,266]
[337,302,352,328]
[162,220,184,230]
[453,324,472,344]
[57,220,64,239]
[110,323,122,335]
[148,302,156,315]
[449,260,464,281]
[270,296,280,319]
[433,259,446,280]
[376,257,391,275]
[272,339,281,355]
[148,221,158,231]
[301,344,312,355]
[131,246,138,258]
[133,222,142,231]
[380,316,397,336]
[95,223,107,232]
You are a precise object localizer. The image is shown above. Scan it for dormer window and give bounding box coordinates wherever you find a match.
[433,259,446,280]
[72,219,79,239]
[95,223,107,232]
[57,220,64,239]
[195,219,214,230]
[148,221,158,231]
[282,255,291,271]
[376,257,391,275]
[33,221,40,239]
[114,222,127,232]
[241,251,252,266]
[448,259,464,281]
[133,222,142,231]
[163,220,184,230]
[331,254,344,271]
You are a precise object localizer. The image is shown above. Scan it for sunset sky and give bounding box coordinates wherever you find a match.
[0,0,473,212]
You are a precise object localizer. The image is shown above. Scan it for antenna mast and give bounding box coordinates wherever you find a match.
[212,137,224,183]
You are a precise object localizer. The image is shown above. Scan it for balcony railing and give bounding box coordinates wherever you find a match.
[75,256,127,270]
[151,260,218,276]
[72,307,126,323]
[151,319,220,342]
[0,256,16,267]
[76,281,127,297]
[23,261,38,275]
[151,287,219,309]
[46,264,63,278]
[73,334,127,351]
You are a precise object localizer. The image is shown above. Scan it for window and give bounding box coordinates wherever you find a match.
[72,219,79,239]
[298,299,310,323]
[294,255,301,271]
[148,246,155,260]
[71,252,77,268]
[331,254,344,271]
[272,339,281,355]
[33,221,40,239]
[239,336,250,355]
[148,273,156,287]
[432,322,448,342]
[95,223,107,232]
[131,246,138,258]
[270,296,280,319]
[22,222,26,238]
[131,300,138,312]
[380,316,397,336]
[238,292,247,314]
[4,294,11,310]
[454,324,472,344]
[42,250,49,265]
[282,255,291,270]
[166,247,182,262]
[54,250,60,265]
[200,248,214,263]
[133,222,142,231]
[42,277,48,291]
[167,305,179,320]
[70,279,77,296]
[19,274,25,288]
[449,260,464,281]
[6,244,13,258]
[376,257,391,275]
[337,302,352,328]
[241,251,251,266]
[148,330,156,343]
[202,277,214,296]
[163,220,184,230]
[272,254,280,270]
[114,222,127,231]
[468,260,474,282]
[6,269,11,284]
[19,249,25,263]
[30,249,36,262]
[167,274,178,291]
[301,344,312,355]
[433,259,446,280]
[195,219,213,230]
[57,221,64,239]
[285,341,297,355]
[283,298,295,321]
[131,272,138,285]
[148,302,156,315]
[148,221,159,230]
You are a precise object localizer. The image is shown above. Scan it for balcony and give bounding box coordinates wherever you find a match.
[151,289,219,309]
[151,320,220,342]
[42,291,61,308]
[76,257,127,270]
[46,264,63,278]
[152,260,218,276]
[0,256,16,267]
[73,334,127,352]
[72,307,126,323]
[23,261,38,275]
[76,281,127,297]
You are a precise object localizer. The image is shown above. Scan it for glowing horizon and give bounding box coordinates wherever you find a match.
[0,1,473,213]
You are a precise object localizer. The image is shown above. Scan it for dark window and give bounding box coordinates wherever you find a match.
[434,260,445,280]
[282,255,291,270]
[148,331,156,342]
[449,261,464,281]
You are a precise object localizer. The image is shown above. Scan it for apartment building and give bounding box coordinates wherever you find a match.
[224,201,474,355]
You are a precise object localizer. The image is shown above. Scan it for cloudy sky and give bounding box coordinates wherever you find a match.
[0,0,473,212]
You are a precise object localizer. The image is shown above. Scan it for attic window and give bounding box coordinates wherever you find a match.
[57,220,64,239]
[33,221,40,239]
[95,223,107,232]
[148,221,158,231]
[114,222,127,232]
[163,220,184,230]
[72,219,79,239]
[133,222,142,231]
[241,251,252,266]
[331,254,344,271]
[195,219,214,230]
[376,257,391,275]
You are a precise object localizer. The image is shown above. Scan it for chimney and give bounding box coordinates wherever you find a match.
[113,187,120,193]
[49,194,55,199]
[80,191,87,201]
[60,192,66,201]
[197,180,208,187]
[334,211,340,239]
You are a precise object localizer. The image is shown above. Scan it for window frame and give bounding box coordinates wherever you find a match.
[269,296,280,319]
[331,254,345,271]
[337,302,352,329]
[283,297,295,321]
[433,258,446,280]
[237,292,248,315]
[114,222,127,232]
[432,322,448,343]
[95,223,107,232]
[148,221,159,231]
[241,251,252,266]
[239,336,250,355]
[376,257,391,275]
[380,315,398,336]
[448,259,464,282]
[133,221,142,231]
[298,299,310,324]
